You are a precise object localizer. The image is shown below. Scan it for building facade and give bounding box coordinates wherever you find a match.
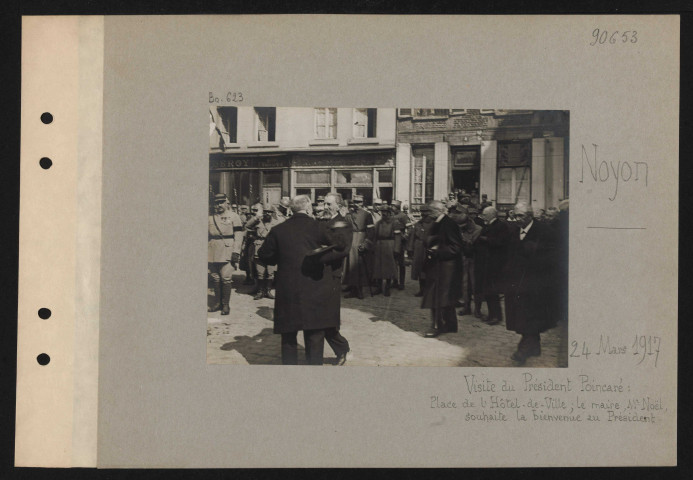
[209,106,397,206]
[395,109,569,212]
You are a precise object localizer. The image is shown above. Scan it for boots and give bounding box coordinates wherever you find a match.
[264,280,275,299]
[221,282,232,315]
[398,268,405,290]
[414,279,425,297]
[384,279,392,297]
[254,279,265,300]
[373,280,383,296]
[208,279,221,312]
[474,300,484,319]
[243,274,254,285]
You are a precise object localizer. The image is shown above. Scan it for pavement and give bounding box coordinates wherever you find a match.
[207,271,569,368]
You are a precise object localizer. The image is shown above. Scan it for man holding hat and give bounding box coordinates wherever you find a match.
[208,194,244,315]
[258,195,351,365]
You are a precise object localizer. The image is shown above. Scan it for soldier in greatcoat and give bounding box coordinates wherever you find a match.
[364,204,398,296]
[407,204,434,297]
[391,200,412,290]
[251,205,281,300]
[208,194,244,315]
[342,194,374,299]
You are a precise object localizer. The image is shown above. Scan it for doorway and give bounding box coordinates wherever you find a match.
[452,169,479,193]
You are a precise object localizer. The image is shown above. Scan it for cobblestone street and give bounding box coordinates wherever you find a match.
[207,271,568,367]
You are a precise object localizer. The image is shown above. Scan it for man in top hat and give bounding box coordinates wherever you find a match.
[208,194,244,315]
[343,194,374,299]
[391,200,411,290]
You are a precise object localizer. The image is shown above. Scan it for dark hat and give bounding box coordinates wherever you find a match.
[353,194,364,203]
[391,200,402,208]
[214,193,228,204]
[379,204,392,213]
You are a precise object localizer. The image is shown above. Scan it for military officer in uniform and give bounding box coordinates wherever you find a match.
[252,205,281,300]
[343,194,374,299]
[391,200,411,290]
[208,194,244,315]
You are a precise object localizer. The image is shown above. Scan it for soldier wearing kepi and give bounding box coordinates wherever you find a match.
[252,205,280,300]
[208,194,244,315]
[343,194,374,299]
[391,200,411,290]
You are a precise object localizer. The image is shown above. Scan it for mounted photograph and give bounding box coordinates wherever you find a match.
[207,107,569,367]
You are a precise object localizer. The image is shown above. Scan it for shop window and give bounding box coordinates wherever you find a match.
[314,107,337,139]
[296,170,330,184]
[254,107,276,142]
[497,140,531,205]
[217,106,238,144]
[353,108,377,138]
[336,170,372,185]
[377,169,392,183]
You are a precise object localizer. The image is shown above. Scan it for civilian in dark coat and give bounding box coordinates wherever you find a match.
[503,201,560,365]
[475,206,511,325]
[421,201,464,337]
[318,193,353,365]
[257,195,350,365]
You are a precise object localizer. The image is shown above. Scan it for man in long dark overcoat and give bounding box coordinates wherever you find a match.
[320,193,353,364]
[475,206,511,324]
[342,194,373,299]
[503,201,559,365]
[421,200,464,337]
[257,195,351,365]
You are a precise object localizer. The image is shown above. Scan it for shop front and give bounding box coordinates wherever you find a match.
[291,151,395,204]
[209,154,290,207]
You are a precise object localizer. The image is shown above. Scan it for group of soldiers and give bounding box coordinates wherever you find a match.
[209,188,568,366]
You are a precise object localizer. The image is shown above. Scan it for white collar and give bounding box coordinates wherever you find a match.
[435,213,445,223]
[522,220,534,233]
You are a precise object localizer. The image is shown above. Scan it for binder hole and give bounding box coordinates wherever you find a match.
[39,157,53,170]
[37,354,50,366]
[38,308,51,319]
[41,112,53,124]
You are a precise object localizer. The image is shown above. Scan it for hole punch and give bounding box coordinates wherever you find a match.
[38,308,51,319]
[41,112,53,124]
[37,353,50,366]
[39,157,52,170]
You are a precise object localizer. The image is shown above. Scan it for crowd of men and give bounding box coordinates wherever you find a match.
[209,188,568,366]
